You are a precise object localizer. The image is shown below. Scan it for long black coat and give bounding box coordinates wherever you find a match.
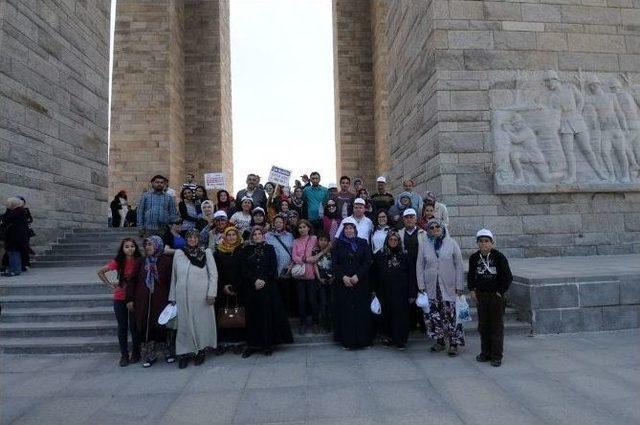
[332,238,373,349]
[237,243,293,349]
[214,248,245,343]
[373,249,411,345]
[2,208,30,251]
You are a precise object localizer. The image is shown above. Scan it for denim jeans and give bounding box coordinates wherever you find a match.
[113,300,140,357]
[7,250,21,275]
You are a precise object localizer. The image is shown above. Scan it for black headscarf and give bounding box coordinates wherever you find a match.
[181,229,207,268]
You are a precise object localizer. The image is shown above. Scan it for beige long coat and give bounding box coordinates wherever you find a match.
[169,249,218,355]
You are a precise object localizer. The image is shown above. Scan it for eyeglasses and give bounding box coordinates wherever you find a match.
[429,225,441,230]
[327,204,336,208]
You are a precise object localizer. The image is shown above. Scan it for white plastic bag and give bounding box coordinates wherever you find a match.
[415,291,430,312]
[370,296,382,315]
[456,295,472,324]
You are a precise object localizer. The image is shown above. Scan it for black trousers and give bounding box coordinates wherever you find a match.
[113,300,140,357]
[476,292,506,360]
[296,279,319,326]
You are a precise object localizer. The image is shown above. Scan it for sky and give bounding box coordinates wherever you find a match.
[108,0,337,194]
[230,0,336,192]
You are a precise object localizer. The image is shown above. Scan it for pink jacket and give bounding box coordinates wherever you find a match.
[292,235,317,280]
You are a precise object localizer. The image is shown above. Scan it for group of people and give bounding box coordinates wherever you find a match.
[100,171,513,369]
[0,196,34,277]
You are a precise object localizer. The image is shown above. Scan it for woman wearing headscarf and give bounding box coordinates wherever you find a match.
[322,199,342,243]
[332,217,373,349]
[423,192,449,229]
[416,218,465,356]
[169,229,218,368]
[196,200,216,232]
[126,236,173,367]
[388,192,414,229]
[417,202,436,232]
[214,189,235,216]
[265,215,295,314]
[230,196,253,235]
[237,226,293,357]
[1,198,30,276]
[214,226,246,353]
[110,190,128,228]
[372,231,411,350]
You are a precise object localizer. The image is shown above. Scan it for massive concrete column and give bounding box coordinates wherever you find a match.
[110,0,232,199]
[0,0,111,242]
[109,0,185,199]
[184,0,233,189]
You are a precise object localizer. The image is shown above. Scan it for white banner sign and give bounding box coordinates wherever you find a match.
[204,172,226,190]
[267,165,291,187]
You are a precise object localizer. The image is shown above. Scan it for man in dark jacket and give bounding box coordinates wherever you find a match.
[235,174,267,211]
[467,229,513,367]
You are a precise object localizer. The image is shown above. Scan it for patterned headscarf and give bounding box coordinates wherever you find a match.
[144,236,164,293]
[182,229,207,268]
[217,226,243,254]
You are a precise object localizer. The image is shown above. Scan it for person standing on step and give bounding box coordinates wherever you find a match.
[291,219,319,334]
[238,226,293,358]
[170,229,219,368]
[110,191,129,228]
[370,176,394,213]
[127,236,174,368]
[398,208,425,334]
[302,171,329,234]
[97,237,143,367]
[1,198,30,277]
[416,218,465,357]
[235,174,267,211]
[137,175,178,238]
[467,229,513,367]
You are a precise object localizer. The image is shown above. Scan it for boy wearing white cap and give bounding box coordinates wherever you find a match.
[370,176,394,212]
[333,198,374,244]
[467,229,513,367]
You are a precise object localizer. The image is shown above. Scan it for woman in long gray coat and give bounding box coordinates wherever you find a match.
[416,218,465,356]
[169,229,218,368]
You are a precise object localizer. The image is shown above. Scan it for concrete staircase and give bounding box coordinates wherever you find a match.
[33,227,140,267]
[0,227,531,354]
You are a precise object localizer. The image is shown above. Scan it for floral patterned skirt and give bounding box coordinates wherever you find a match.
[423,282,465,347]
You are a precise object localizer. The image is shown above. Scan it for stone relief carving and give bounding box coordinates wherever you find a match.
[492,70,640,193]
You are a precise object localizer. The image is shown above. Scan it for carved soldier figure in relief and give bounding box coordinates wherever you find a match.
[584,76,634,183]
[610,77,640,168]
[500,113,552,184]
[543,70,608,183]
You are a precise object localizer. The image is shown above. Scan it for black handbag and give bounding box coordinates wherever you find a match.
[216,296,246,329]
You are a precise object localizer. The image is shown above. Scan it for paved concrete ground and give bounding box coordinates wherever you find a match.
[1,330,638,425]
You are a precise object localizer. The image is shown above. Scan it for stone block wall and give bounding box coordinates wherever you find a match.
[333,0,377,186]
[109,0,185,200]
[184,0,233,189]
[385,0,640,257]
[110,0,232,202]
[0,0,111,244]
[372,0,391,178]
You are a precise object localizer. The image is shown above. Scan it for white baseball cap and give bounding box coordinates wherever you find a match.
[213,210,228,220]
[403,208,417,217]
[476,228,494,241]
[158,304,177,325]
[376,176,386,183]
[354,197,366,205]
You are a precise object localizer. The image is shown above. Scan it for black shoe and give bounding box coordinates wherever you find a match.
[119,355,129,367]
[178,356,189,369]
[264,347,273,356]
[241,348,254,358]
[194,350,205,366]
[130,351,141,364]
[142,357,157,368]
[490,359,502,367]
[447,345,458,357]
[476,354,490,363]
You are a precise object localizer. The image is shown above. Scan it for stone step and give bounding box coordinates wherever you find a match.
[0,306,115,323]
[0,318,530,354]
[72,228,139,234]
[35,254,114,262]
[0,320,117,338]
[31,260,108,268]
[59,235,141,243]
[0,293,113,309]
[0,281,110,296]
[44,248,120,255]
